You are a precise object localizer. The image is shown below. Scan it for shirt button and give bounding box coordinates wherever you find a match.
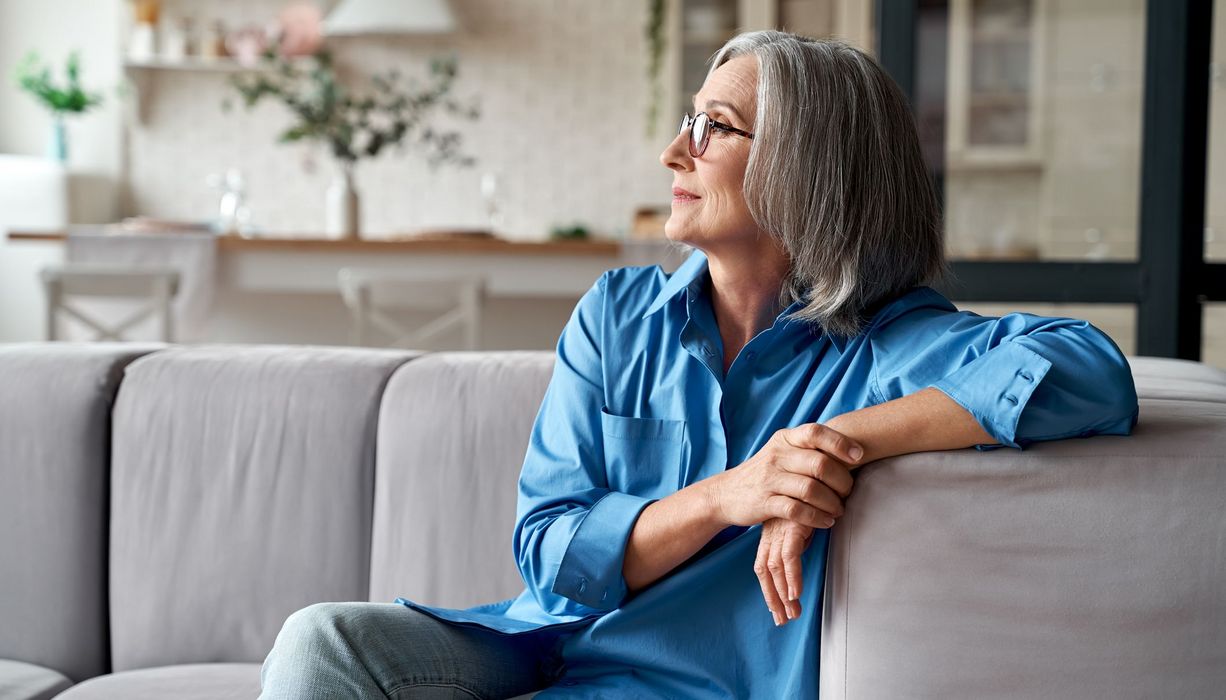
[746,351,757,360]
[578,578,587,594]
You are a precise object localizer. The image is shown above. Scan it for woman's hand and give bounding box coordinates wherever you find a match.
[756,517,815,625]
[703,422,862,530]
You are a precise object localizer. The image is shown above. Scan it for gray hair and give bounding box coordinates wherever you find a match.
[708,30,948,339]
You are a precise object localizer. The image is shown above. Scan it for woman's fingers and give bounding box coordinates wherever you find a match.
[782,447,854,499]
[767,532,789,619]
[765,494,837,529]
[781,422,864,468]
[775,471,845,518]
[779,522,810,618]
[753,524,787,626]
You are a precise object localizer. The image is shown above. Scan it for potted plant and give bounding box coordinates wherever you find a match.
[13,51,105,163]
[225,46,479,240]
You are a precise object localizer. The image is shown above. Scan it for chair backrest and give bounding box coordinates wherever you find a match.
[338,268,486,350]
[40,264,180,342]
[0,343,161,683]
[819,356,1226,699]
[368,351,554,607]
[105,344,416,671]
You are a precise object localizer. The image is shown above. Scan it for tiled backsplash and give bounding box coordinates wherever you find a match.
[127,0,676,240]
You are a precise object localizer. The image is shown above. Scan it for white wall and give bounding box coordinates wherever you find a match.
[0,0,123,192]
[123,0,677,240]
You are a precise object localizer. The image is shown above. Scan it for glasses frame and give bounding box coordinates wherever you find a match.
[678,111,754,157]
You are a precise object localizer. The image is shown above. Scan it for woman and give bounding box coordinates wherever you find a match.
[260,31,1138,698]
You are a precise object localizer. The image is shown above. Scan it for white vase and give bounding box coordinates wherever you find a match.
[326,164,360,239]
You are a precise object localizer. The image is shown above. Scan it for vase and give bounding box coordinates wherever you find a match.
[325,163,360,239]
[47,118,68,163]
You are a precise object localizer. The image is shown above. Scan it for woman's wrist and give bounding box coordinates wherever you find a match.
[694,474,730,528]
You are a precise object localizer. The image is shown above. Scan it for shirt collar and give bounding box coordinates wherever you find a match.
[642,248,710,319]
[639,248,952,352]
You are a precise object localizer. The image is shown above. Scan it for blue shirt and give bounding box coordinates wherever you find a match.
[396,248,1139,697]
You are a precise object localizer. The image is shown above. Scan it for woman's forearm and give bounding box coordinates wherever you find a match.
[622,481,726,595]
[622,387,990,593]
[826,387,998,467]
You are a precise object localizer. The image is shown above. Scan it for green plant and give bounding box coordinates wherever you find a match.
[645,0,668,139]
[550,223,591,241]
[224,46,479,171]
[13,51,104,116]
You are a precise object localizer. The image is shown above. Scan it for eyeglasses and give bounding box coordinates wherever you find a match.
[678,112,754,157]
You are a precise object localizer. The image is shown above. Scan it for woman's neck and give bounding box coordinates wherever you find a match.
[705,244,792,363]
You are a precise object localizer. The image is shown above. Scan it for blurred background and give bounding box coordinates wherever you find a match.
[0,0,1221,367]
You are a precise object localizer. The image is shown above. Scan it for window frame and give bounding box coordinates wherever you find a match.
[876,0,1220,360]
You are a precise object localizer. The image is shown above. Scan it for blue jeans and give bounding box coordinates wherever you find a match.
[259,602,564,699]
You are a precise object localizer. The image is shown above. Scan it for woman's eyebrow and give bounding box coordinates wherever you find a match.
[691,94,746,123]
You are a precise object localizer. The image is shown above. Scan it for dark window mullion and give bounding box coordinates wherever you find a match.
[1136,0,1213,359]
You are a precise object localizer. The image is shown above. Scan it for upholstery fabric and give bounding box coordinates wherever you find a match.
[0,659,74,700]
[820,359,1226,699]
[1127,355,1226,402]
[0,342,161,682]
[107,345,416,671]
[55,663,259,699]
[369,351,554,607]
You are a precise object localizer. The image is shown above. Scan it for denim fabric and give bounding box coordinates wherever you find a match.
[259,603,564,699]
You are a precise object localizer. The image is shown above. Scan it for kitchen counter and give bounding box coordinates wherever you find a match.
[5,230,679,298]
[5,230,621,257]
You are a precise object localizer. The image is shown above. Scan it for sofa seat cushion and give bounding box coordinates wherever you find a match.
[1127,355,1226,402]
[55,663,260,699]
[0,659,73,700]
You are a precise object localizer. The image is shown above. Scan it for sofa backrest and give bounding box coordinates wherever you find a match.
[819,356,1226,699]
[368,351,554,607]
[0,343,161,682]
[106,345,415,671]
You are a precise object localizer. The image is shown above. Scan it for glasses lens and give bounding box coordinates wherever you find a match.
[690,113,710,157]
[678,113,691,136]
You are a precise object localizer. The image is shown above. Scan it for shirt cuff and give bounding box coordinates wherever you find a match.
[552,491,656,610]
[928,341,1054,449]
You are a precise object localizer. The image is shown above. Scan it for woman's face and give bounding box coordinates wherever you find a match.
[659,54,762,252]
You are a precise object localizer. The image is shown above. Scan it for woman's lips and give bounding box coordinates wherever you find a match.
[672,187,700,203]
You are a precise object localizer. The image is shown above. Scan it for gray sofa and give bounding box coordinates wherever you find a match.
[0,342,1223,699]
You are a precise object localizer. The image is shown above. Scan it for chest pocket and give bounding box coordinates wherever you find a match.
[600,408,687,498]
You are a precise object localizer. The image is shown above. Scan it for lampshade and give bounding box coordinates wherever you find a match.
[323,0,456,36]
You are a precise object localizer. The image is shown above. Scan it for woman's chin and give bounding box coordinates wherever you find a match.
[663,220,699,247]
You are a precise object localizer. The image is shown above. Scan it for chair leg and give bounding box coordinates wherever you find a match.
[155,276,174,342]
[44,279,61,341]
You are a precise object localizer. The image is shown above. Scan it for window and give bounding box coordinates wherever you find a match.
[881,0,1221,363]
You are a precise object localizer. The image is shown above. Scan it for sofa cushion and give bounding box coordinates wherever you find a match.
[55,663,260,699]
[821,390,1226,698]
[108,345,416,671]
[0,659,73,700]
[0,342,162,682]
[369,351,555,607]
[1127,355,1226,402]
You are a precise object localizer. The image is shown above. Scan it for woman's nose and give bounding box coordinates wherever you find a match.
[660,129,694,172]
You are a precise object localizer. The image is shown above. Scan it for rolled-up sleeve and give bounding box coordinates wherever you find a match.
[872,311,1139,450]
[512,272,657,617]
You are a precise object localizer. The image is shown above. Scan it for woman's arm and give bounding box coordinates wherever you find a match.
[761,389,993,625]
[824,386,997,466]
[621,483,727,595]
[624,422,862,596]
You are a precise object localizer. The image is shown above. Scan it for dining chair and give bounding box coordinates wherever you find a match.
[337,268,485,351]
[40,264,181,342]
